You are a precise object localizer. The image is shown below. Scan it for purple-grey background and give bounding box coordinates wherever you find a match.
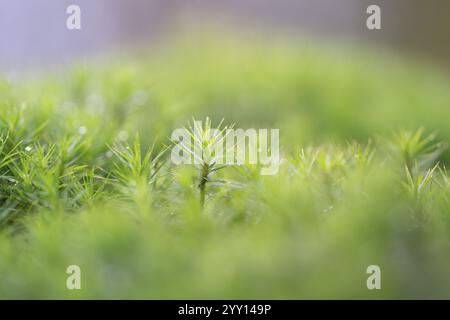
[0,0,449,72]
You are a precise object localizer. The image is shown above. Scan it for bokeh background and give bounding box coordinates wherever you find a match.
[1,0,449,71]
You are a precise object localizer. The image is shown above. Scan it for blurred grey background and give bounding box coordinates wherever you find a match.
[0,0,449,72]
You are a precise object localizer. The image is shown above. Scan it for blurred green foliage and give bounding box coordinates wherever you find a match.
[0,34,449,299]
